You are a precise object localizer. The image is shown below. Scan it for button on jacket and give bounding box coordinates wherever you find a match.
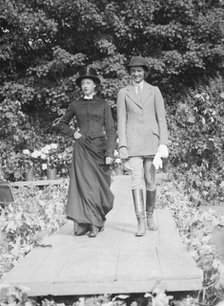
[117,82,168,157]
[58,96,116,158]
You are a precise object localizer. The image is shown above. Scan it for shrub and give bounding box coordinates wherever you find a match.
[168,75,224,202]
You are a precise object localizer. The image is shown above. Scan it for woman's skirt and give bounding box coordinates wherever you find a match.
[66,136,114,228]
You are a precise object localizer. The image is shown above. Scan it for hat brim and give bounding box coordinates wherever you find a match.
[126,64,148,72]
[76,75,101,88]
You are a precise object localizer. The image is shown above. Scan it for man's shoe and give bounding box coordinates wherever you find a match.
[146,212,157,231]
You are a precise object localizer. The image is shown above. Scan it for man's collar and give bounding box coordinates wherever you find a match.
[132,80,144,89]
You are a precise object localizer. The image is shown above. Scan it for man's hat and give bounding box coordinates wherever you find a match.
[76,66,101,88]
[127,56,148,71]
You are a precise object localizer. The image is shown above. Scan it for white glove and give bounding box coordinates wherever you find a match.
[153,144,168,170]
[153,153,163,170]
[73,128,82,140]
[157,144,169,158]
[105,157,113,165]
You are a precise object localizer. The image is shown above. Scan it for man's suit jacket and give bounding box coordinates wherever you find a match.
[117,81,168,157]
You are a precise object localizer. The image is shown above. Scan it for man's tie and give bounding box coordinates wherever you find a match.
[136,84,141,96]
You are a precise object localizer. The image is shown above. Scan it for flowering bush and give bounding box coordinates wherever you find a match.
[22,149,45,170]
[1,142,72,181]
[21,143,72,179]
[22,144,59,171]
[39,143,59,169]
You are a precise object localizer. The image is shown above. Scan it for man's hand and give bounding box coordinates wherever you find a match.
[119,146,128,160]
[153,153,163,170]
[105,157,113,165]
[157,144,169,158]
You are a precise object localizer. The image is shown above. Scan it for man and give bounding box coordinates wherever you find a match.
[117,56,169,236]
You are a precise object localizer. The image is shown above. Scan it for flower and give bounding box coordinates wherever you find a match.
[31,150,42,158]
[115,157,121,164]
[194,92,209,102]
[42,163,48,170]
[22,149,31,155]
[194,94,201,99]
[44,144,52,151]
[22,149,34,169]
[41,147,50,155]
[40,153,47,160]
[40,143,59,169]
[50,143,58,150]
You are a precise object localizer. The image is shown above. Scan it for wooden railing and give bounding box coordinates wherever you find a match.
[10,179,68,188]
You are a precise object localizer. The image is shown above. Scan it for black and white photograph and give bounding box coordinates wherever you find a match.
[0,1,224,305]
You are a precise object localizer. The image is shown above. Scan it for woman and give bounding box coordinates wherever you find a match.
[117,56,169,237]
[59,66,116,238]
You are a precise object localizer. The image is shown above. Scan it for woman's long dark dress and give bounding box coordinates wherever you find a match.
[58,96,116,228]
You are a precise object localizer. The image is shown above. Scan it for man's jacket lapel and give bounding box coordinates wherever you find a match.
[141,83,153,107]
[126,85,142,108]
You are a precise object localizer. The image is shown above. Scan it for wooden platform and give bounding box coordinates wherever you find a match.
[1,176,202,296]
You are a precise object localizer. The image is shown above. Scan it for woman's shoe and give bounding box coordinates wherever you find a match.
[74,223,90,236]
[88,225,99,238]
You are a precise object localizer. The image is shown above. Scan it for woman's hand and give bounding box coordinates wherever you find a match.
[105,157,113,165]
[73,128,82,140]
[119,146,128,160]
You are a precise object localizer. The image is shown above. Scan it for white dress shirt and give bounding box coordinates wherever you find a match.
[133,80,144,95]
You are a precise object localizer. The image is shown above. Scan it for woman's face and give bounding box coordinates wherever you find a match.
[130,66,145,83]
[81,78,96,96]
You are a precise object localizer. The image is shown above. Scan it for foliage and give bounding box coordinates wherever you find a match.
[0,286,174,306]
[0,284,36,306]
[0,183,67,279]
[158,174,224,306]
[1,0,224,182]
[168,75,224,202]
[1,176,224,305]
[1,138,72,181]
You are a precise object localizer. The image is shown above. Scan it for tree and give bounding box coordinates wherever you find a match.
[1,0,224,184]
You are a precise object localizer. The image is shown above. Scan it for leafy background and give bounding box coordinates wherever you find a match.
[1,0,224,202]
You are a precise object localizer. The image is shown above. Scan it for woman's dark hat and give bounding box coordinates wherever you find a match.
[76,67,101,87]
[127,56,148,71]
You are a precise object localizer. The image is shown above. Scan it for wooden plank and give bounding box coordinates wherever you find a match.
[116,248,161,281]
[156,209,184,248]
[156,247,203,291]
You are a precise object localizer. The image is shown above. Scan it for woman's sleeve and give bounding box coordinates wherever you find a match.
[58,103,77,137]
[154,86,169,145]
[104,102,116,158]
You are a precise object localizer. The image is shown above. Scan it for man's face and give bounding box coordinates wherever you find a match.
[81,78,96,96]
[130,66,145,83]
